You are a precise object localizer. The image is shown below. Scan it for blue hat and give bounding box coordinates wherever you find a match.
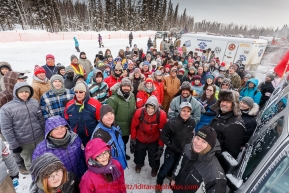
[206,74,214,80]
[143,61,150,67]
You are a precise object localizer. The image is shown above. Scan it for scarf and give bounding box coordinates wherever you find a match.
[51,85,66,96]
[70,64,84,76]
[88,159,122,181]
[75,98,85,112]
[145,87,153,94]
[48,130,71,148]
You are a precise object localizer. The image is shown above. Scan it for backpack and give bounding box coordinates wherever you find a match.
[138,107,160,124]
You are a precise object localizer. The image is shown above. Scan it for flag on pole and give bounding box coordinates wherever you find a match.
[274,50,289,77]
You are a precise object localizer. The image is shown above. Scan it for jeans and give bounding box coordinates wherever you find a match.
[156,147,180,185]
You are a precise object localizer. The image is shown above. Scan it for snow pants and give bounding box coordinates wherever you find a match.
[134,140,160,171]
[0,175,15,193]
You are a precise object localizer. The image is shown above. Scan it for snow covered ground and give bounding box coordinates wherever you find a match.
[0,35,274,193]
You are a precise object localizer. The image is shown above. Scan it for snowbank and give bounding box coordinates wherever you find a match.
[0,31,156,43]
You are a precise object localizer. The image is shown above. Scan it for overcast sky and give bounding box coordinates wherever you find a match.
[172,0,288,29]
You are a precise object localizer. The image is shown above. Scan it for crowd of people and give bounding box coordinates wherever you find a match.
[0,36,278,193]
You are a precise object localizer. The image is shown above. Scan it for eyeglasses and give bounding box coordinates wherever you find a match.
[75,91,85,94]
[206,89,213,91]
[48,169,63,181]
[96,150,110,159]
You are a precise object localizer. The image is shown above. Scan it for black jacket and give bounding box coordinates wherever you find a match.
[160,115,195,155]
[209,110,245,158]
[172,142,226,193]
[241,104,259,145]
[258,81,274,109]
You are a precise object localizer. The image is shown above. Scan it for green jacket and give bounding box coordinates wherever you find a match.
[107,85,136,136]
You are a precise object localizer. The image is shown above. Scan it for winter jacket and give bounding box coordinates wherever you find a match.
[239,78,262,104]
[79,159,125,193]
[31,75,51,102]
[258,80,275,108]
[153,79,165,105]
[227,72,241,89]
[147,39,153,48]
[107,83,136,136]
[98,35,102,42]
[168,95,201,124]
[163,71,181,97]
[136,82,160,109]
[131,97,167,146]
[0,62,12,92]
[73,37,79,47]
[0,82,44,149]
[64,82,102,146]
[0,71,19,108]
[86,67,96,84]
[181,74,194,83]
[40,88,74,121]
[32,116,86,180]
[70,63,86,78]
[172,142,227,193]
[209,110,245,158]
[161,115,195,155]
[88,70,109,104]
[104,73,122,96]
[79,58,93,75]
[141,69,152,79]
[41,64,57,80]
[195,72,206,85]
[0,139,18,185]
[129,72,145,100]
[65,73,75,89]
[91,122,127,169]
[29,171,79,193]
[241,104,259,145]
[191,82,203,97]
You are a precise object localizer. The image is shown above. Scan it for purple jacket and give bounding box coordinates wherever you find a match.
[32,115,86,179]
[98,36,102,42]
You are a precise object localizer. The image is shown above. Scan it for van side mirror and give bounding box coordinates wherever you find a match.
[226,174,243,191]
[218,151,238,174]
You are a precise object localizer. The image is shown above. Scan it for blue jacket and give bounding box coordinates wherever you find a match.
[32,115,86,180]
[91,123,127,169]
[86,67,96,84]
[73,37,79,47]
[239,78,262,104]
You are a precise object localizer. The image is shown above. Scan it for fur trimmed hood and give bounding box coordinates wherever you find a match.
[244,103,259,116]
[129,71,145,81]
[211,90,242,117]
[137,81,156,92]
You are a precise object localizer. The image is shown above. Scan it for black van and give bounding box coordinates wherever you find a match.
[222,73,289,192]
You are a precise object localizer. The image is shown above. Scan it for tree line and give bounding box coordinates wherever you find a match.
[0,0,288,38]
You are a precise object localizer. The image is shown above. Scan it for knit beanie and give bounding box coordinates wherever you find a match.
[196,125,217,148]
[70,54,78,61]
[65,66,74,73]
[178,68,185,74]
[74,81,87,92]
[151,60,157,66]
[34,65,46,76]
[133,68,141,74]
[145,78,154,84]
[266,73,274,81]
[154,70,162,76]
[164,64,171,69]
[30,153,64,183]
[100,104,114,121]
[243,73,252,79]
[180,81,192,91]
[50,74,64,84]
[143,61,150,67]
[17,86,31,95]
[229,64,238,71]
[50,74,66,95]
[241,97,254,109]
[206,74,214,80]
[192,75,201,81]
[46,54,55,60]
[120,77,132,87]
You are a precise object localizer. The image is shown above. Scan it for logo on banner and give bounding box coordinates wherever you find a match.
[239,55,246,61]
[198,42,207,50]
[185,40,191,47]
[215,47,221,54]
[228,44,236,51]
[258,49,263,57]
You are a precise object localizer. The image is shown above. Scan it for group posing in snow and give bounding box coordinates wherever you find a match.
[0,34,278,193]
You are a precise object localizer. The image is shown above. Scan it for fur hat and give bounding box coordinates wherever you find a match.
[211,90,242,117]
[180,81,192,91]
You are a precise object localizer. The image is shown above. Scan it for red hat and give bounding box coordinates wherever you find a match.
[188,59,194,63]
[145,77,154,84]
[164,64,171,69]
[220,62,226,67]
[46,54,55,60]
[34,65,46,76]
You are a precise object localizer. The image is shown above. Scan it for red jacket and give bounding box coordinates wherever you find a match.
[79,159,126,193]
[130,107,167,146]
[141,70,152,79]
[104,75,122,96]
[136,83,160,109]
[153,80,164,104]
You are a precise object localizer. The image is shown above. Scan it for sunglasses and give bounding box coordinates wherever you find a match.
[75,91,85,94]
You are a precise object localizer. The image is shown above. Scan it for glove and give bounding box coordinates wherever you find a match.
[12,146,23,154]
[154,146,164,160]
[10,174,19,180]
[130,139,136,154]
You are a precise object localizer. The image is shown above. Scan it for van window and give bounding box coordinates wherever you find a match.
[258,96,287,129]
[242,116,284,180]
[251,152,289,192]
